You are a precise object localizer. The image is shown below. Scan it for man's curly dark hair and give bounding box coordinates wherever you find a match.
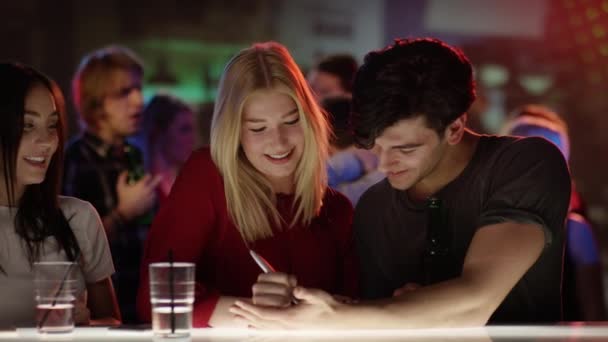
[351,38,476,149]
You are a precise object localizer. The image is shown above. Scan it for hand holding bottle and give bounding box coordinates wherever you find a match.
[116,171,161,221]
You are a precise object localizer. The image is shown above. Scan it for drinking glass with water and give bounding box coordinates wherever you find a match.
[149,262,195,337]
[33,261,78,334]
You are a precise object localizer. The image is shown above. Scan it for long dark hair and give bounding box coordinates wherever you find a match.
[0,62,80,270]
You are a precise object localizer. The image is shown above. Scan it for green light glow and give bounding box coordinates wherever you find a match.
[131,38,245,104]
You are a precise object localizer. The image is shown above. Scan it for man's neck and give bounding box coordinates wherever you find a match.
[408,130,480,200]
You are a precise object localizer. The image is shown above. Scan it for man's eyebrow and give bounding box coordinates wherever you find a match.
[391,143,423,149]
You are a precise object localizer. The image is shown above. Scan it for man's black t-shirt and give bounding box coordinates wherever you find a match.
[354,135,571,323]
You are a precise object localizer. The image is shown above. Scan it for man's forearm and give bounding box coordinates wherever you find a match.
[333,277,495,329]
[338,222,545,329]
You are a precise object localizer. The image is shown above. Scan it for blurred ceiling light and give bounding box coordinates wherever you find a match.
[581,50,596,63]
[586,7,600,21]
[575,32,590,45]
[479,64,509,88]
[587,71,602,84]
[518,74,554,95]
[592,24,606,38]
[570,14,583,27]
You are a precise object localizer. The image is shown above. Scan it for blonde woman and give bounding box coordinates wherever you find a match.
[136,42,357,327]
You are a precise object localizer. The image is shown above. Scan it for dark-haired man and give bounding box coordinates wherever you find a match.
[231,38,571,328]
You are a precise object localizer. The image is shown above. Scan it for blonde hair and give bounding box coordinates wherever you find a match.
[72,45,143,128]
[210,42,330,243]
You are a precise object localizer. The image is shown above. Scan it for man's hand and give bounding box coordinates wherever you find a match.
[252,272,297,308]
[230,287,341,329]
[116,171,161,221]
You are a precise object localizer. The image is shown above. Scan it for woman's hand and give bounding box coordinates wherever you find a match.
[74,292,91,326]
[251,272,298,308]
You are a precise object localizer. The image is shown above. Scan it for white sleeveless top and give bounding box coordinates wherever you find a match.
[0,196,115,328]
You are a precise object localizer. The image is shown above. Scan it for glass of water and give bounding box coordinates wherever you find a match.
[149,262,195,337]
[33,261,78,334]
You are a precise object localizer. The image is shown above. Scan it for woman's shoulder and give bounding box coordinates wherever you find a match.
[314,189,354,238]
[57,196,102,231]
[181,147,222,179]
[322,188,354,215]
[188,146,214,166]
[168,147,225,206]
[58,196,97,217]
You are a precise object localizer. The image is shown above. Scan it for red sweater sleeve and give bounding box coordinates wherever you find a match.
[137,148,221,327]
[327,189,359,298]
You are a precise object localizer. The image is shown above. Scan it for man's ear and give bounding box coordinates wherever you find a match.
[444,114,467,145]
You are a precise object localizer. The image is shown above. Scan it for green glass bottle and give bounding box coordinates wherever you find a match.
[124,145,154,225]
[423,197,450,285]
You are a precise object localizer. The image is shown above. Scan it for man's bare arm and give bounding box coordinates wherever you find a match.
[336,221,546,328]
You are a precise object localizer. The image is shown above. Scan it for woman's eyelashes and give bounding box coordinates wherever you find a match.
[250,126,265,133]
[248,116,300,133]
[22,121,58,133]
[285,117,300,125]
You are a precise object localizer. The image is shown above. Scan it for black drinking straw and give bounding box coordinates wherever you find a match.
[168,250,175,334]
[38,256,79,330]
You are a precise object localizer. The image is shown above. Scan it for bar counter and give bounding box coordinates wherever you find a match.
[2,324,608,341]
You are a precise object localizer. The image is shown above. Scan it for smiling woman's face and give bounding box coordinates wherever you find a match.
[240,89,304,193]
[15,84,59,190]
